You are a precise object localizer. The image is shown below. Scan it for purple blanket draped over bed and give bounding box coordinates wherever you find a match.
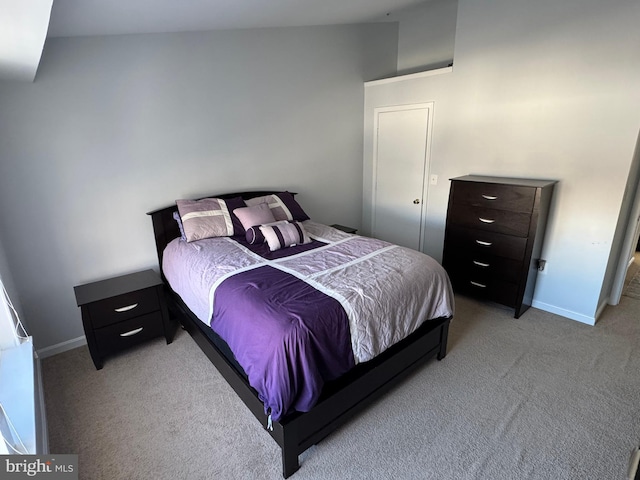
[211,265,355,421]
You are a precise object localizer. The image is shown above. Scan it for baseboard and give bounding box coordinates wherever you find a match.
[531,300,596,325]
[37,335,87,359]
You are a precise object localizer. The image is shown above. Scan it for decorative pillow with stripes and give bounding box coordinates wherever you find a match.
[259,221,311,252]
[176,197,246,242]
[245,192,310,222]
[245,220,289,245]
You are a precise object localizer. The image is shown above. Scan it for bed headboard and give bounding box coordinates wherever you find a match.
[146,191,292,273]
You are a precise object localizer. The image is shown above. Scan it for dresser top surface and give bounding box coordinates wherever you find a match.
[450,175,557,188]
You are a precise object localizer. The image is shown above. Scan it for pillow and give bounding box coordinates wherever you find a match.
[176,196,246,242]
[233,203,276,231]
[245,220,289,245]
[259,221,311,252]
[172,211,187,241]
[246,192,310,222]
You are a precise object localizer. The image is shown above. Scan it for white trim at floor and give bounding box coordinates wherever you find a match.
[37,336,86,359]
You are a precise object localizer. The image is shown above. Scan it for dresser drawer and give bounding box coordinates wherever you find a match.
[449,273,519,308]
[94,311,165,356]
[448,204,532,237]
[88,287,160,329]
[445,226,527,261]
[444,254,522,284]
[451,182,535,212]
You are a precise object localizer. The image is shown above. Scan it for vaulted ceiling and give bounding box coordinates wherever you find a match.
[1,0,427,82]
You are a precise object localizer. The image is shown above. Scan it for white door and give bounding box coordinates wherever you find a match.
[372,103,432,251]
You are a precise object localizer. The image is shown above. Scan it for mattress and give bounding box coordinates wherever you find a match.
[162,221,454,420]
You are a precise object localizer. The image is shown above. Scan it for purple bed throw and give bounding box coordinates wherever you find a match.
[211,265,355,421]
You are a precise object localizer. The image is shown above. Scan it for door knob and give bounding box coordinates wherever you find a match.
[413,199,420,204]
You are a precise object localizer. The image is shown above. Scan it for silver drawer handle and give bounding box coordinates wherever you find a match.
[120,327,143,337]
[115,303,138,313]
[473,261,490,267]
[482,195,498,200]
[476,240,493,246]
[478,217,495,224]
[470,281,487,288]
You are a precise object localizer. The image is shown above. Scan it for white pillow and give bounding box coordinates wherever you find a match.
[259,221,311,252]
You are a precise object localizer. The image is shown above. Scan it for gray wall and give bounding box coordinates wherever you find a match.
[395,0,457,75]
[0,24,398,350]
[364,0,640,324]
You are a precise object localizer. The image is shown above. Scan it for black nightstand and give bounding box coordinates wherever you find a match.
[331,224,357,234]
[74,269,176,369]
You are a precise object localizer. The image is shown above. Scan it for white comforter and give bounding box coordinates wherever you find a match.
[163,221,454,364]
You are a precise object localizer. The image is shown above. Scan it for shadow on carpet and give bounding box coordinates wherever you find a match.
[623,264,640,299]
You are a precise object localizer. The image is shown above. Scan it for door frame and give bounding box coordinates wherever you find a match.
[371,102,434,252]
[609,129,640,305]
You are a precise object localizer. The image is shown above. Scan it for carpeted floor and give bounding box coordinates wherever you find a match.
[623,253,640,300]
[42,294,640,480]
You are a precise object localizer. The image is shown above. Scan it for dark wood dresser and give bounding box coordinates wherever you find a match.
[442,175,556,318]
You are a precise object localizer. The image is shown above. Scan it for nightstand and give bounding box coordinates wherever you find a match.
[331,224,358,234]
[74,269,176,370]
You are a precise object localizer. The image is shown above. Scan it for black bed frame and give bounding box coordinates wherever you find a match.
[147,191,451,478]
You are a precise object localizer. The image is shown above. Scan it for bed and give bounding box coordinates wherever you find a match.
[147,190,454,477]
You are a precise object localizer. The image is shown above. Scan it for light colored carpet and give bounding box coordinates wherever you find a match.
[42,294,640,480]
[624,253,640,299]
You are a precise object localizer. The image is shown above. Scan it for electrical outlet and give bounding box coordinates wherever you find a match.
[430,174,438,185]
[537,259,547,274]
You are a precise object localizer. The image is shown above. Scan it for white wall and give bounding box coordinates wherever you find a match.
[364,0,640,324]
[0,24,398,350]
[394,0,457,75]
[0,0,53,82]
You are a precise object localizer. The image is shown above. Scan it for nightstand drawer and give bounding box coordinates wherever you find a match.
[88,287,160,328]
[94,311,164,356]
[451,182,535,212]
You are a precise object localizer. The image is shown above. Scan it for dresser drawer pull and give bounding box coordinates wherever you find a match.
[478,217,495,224]
[120,327,144,337]
[475,240,493,246]
[114,303,139,313]
[473,260,490,267]
[470,281,487,288]
[481,194,498,200]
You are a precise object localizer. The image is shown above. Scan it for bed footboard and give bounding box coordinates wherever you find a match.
[169,285,450,478]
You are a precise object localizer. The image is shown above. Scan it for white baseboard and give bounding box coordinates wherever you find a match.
[531,300,596,326]
[37,335,86,359]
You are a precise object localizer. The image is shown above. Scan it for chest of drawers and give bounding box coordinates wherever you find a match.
[74,269,176,369]
[442,175,556,318]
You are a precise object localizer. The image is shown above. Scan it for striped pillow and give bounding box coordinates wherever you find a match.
[176,197,245,242]
[245,192,310,222]
[246,220,289,245]
[259,221,311,251]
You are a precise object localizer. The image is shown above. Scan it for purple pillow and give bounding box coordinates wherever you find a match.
[246,220,289,244]
[275,192,310,222]
[172,211,187,241]
[233,203,277,231]
[245,192,310,222]
[176,196,246,242]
